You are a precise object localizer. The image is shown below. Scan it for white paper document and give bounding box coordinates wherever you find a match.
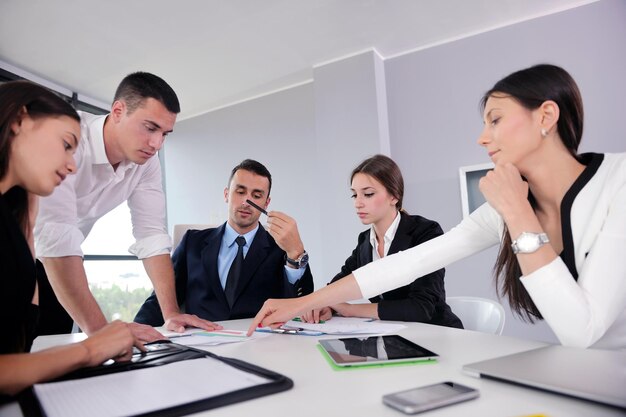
[160,328,268,346]
[34,357,271,417]
[285,317,406,334]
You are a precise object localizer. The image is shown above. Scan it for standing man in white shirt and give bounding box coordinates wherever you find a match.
[34,72,219,341]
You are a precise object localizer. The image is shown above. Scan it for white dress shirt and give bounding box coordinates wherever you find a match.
[369,210,401,261]
[353,153,626,350]
[217,223,306,289]
[34,112,171,259]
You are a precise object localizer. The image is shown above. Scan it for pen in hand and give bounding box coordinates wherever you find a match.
[246,199,268,215]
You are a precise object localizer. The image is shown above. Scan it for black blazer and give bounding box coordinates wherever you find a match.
[330,212,462,328]
[135,223,314,325]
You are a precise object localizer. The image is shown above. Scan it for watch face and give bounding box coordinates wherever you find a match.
[517,234,539,252]
[299,253,309,267]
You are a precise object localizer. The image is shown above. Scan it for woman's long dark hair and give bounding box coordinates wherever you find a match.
[480,64,584,322]
[0,81,79,232]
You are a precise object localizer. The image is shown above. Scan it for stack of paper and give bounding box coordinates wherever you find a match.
[283,317,406,335]
[162,328,268,346]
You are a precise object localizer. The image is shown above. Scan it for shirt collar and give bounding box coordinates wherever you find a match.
[84,113,137,172]
[369,211,401,257]
[224,222,259,248]
[84,113,110,165]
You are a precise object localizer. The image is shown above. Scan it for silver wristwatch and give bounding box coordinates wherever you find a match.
[511,232,550,254]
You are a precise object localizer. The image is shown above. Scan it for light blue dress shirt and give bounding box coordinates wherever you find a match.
[217,222,305,289]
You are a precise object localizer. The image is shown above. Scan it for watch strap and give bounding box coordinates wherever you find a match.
[285,251,307,268]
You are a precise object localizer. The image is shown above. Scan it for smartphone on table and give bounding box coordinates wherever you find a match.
[382,381,479,414]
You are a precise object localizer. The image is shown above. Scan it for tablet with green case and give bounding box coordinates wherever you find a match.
[318,335,438,370]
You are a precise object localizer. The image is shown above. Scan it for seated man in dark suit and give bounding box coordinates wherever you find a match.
[135,159,314,325]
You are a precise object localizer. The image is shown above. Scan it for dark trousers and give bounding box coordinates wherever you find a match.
[35,260,74,335]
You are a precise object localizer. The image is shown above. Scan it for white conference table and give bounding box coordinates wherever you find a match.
[31,319,624,417]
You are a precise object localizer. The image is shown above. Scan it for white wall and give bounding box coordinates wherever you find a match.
[312,50,391,281]
[165,0,626,343]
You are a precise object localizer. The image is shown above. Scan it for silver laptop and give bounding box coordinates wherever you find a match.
[463,345,626,409]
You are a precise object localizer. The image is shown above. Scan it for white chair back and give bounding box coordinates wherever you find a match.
[446,296,505,335]
[172,224,213,249]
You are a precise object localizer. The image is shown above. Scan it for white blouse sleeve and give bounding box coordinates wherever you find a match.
[521,181,626,348]
[353,203,502,299]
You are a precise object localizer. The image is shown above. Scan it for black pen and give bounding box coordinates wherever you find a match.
[245,199,267,215]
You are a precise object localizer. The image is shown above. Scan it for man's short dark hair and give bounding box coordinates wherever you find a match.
[228,159,272,196]
[113,72,180,114]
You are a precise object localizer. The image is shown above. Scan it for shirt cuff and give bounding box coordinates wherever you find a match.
[519,257,571,295]
[520,257,592,346]
[35,222,85,258]
[519,257,579,319]
[129,233,172,259]
[284,265,306,284]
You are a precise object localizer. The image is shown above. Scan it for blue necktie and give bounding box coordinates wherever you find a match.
[224,236,246,307]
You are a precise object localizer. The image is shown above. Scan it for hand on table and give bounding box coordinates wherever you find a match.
[300,307,332,323]
[164,313,223,333]
[247,297,305,336]
[81,320,144,365]
[127,322,165,343]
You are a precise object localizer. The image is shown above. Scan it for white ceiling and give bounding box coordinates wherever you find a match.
[0,0,595,120]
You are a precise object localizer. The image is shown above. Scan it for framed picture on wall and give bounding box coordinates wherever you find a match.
[459,162,494,218]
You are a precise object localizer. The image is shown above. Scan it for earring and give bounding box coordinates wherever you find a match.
[541,128,548,138]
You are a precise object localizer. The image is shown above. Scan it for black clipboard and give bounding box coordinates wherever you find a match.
[20,341,293,417]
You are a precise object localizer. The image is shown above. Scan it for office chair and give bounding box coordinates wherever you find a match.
[446,296,505,335]
[172,224,213,249]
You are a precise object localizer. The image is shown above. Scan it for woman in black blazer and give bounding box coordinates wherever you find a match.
[303,155,462,328]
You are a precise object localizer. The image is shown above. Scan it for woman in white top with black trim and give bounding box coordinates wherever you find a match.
[248,64,626,351]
